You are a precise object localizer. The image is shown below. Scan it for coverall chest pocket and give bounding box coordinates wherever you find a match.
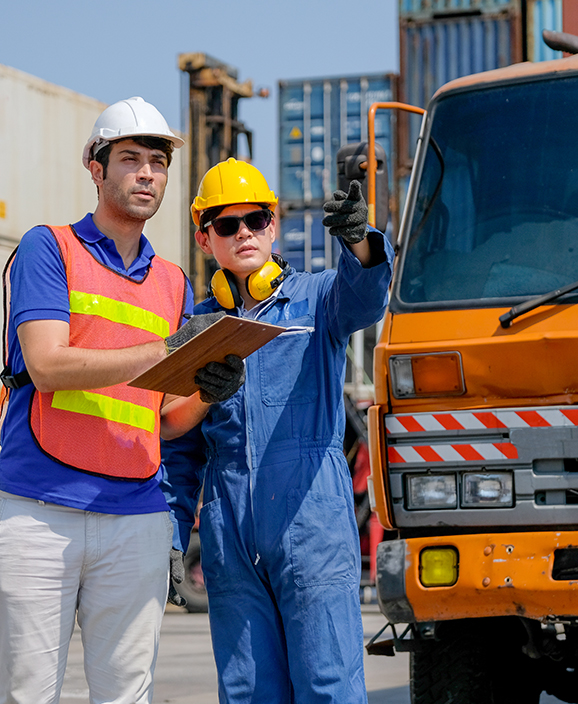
[259,315,317,406]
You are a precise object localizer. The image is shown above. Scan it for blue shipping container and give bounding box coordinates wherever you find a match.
[279,209,340,274]
[528,0,563,62]
[400,10,518,160]
[278,73,397,208]
[400,1,563,161]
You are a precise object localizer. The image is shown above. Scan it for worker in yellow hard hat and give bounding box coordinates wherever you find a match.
[163,157,395,703]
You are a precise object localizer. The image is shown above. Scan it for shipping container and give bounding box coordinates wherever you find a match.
[277,74,398,401]
[398,0,574,163]
[528,0,563,61]
[278,208,338,274]
[278,73,397,210]
[0,63,187,333]
[399,0,517,19]
[399,9,523,162]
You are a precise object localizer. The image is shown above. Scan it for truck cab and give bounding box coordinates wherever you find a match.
[368,54,578,703]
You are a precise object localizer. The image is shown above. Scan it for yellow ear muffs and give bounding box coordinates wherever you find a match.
[211,256,290,308]
[246,255,291,302]
[210,268,242,309]
[246,261,283,301]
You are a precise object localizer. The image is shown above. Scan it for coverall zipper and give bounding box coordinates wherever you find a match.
[242,296,279,567]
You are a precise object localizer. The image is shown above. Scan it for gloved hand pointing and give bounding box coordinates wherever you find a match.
[168,547,186,607]
[164,312,225,355]
[322,180,368,244]
[195,354,245,404]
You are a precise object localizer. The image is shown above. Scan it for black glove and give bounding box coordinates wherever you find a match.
[195,354,245,403]
[164,312,225,355]
[322,179,368,244]
[168,547,186,607]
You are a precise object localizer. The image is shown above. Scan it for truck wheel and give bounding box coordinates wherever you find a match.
[173,532,208,613]
[410,620,541,704]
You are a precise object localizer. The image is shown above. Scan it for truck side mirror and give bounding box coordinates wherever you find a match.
[336,142,389,234]
[542,29,578,55]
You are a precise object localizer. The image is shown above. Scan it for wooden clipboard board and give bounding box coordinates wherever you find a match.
[128,316,284,397]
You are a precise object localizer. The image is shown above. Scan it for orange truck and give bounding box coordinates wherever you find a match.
[362,49,578,703]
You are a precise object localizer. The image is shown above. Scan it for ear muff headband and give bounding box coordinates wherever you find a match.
[211,255,290,308]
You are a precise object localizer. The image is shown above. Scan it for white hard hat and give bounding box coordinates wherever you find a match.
[82,96,185,169]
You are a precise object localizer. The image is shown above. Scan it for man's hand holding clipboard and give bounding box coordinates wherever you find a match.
[129,316,284,397]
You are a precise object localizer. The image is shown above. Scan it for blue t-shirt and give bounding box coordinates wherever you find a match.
[0,213,194,514]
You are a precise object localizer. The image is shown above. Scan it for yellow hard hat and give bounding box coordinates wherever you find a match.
[191,158,278,226]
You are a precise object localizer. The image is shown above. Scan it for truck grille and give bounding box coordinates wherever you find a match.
[385,406,578,528]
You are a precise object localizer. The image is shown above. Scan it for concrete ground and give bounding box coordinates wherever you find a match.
[61,603,561,703]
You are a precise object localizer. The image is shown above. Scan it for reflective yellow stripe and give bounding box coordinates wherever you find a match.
[69,291,170,338]
[52,390,156,434]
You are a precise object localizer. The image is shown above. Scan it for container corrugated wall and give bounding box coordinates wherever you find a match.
[279,209,339,275]
[0,63,186,332]
[399,9,522,162]
[278,74,397,400]
[399,0,568,163]
[527,0,563,62]
[399,0,516,18]
[278,73,397,210]
[278,73,397,274]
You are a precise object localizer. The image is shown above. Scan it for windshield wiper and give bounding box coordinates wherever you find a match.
[499,279,578,328]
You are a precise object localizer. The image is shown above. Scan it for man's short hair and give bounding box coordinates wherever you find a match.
[94,135,174,178]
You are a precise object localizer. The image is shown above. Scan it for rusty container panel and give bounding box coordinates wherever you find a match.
[564,0,578,35]
[399,0,517,19]
[399,9,522,164]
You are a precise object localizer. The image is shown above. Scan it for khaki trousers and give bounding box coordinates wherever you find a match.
[0,490,172,704]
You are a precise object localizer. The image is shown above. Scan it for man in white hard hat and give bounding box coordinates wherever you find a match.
[0,97,244,704]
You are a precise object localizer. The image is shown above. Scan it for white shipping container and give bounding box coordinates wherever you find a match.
[0,63,188,331]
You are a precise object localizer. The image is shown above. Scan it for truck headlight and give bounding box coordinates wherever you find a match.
[462,472,513,507]
[406,474,457,510]
[389,352,465,398]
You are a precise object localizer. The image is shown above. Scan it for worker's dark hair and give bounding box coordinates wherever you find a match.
[198,203,272,233]
[94,135,174,178]
[198,205,226,233]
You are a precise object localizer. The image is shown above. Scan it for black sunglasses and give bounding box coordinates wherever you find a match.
[205,209,272,237]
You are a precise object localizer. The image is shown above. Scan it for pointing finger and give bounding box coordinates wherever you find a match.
[347,180,363,202]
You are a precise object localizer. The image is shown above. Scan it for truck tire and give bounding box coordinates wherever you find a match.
[173,531,208,613]
[410,620,541,704]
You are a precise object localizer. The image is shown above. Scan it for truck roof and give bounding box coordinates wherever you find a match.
[433,54,578,100]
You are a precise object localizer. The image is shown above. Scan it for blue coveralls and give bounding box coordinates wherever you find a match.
[163,232,394,703]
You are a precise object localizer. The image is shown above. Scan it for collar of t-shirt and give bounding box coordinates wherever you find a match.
[72,213,155,281]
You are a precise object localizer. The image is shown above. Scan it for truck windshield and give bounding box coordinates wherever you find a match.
[398,74,578,307]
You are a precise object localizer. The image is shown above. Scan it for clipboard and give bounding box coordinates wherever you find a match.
[128,316,285,397]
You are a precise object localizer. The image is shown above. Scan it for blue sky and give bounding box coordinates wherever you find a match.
[1,0,398,190]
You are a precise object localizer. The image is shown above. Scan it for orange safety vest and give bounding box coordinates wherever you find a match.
[27,225,186,481]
